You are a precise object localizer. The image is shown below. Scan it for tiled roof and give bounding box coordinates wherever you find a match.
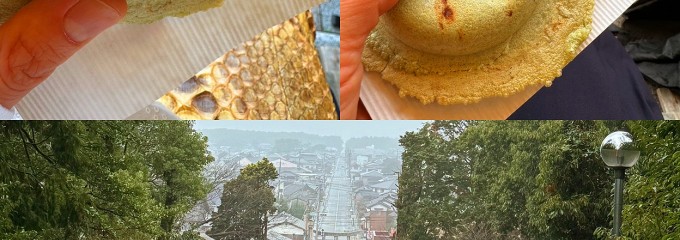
[369,179,398,191]
[268,212,306,230]
[267,231,292,240]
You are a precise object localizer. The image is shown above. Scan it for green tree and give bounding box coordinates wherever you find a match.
[381,157,401,175]
[608,121,680,239]
[0,121,213,239]
[524,121,611,239]
[0,121,160,239]
[455,121,541,235]
[139,121,214,239]
[209,158,278,240]
[287,200,307,220]
[276,198,306,220]
[397,121,618,239]
[397,121,470,239]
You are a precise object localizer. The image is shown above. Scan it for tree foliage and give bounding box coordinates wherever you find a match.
[0,121,213,239]
[608,121,680,239]
[239,158,279,184]
[208,158,278,240]
[396,121,672,239]
[524,121,611,239]
[396,121,469,239]
[277,199,307,220]
[382,157,402,175]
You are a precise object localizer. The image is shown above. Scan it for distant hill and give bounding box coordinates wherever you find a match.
[345,136,399,150]
[198,128,343,150]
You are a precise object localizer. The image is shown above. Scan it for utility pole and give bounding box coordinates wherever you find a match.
[277,158,283,200]
[316,182,322,240]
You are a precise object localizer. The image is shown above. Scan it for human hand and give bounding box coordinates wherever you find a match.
[0,0,127,110]
[340,0,398,120]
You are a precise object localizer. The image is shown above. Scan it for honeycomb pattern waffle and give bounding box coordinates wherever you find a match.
[159,11,337,120]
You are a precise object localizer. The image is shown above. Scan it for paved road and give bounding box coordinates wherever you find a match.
[317,157,358,238]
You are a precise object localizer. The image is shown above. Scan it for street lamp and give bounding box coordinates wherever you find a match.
[600,131,640,237]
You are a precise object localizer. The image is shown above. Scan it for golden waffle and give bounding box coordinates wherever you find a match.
[159,11,337,120]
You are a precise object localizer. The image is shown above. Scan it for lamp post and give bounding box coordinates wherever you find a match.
[599,131,640,237]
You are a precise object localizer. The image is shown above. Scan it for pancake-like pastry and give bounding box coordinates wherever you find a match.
[0,0,224,24]
[362,0,595,105]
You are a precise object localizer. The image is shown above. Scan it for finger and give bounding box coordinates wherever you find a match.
[340,0,398,119]
[0,0,127,109]
[340,48,363,120]
[341,0,395,45]
[378,0,400,16]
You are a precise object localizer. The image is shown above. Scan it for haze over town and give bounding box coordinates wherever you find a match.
[193,121,425,141]
[190,121,424,239]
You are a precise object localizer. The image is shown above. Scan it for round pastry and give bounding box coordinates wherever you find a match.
[0,0,224,24]
[362,0,595,105]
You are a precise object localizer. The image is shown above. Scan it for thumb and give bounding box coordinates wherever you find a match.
[0,0,126,109]
[340,0,398,119]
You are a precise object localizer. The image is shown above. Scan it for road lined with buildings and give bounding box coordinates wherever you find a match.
[317,157,359,239]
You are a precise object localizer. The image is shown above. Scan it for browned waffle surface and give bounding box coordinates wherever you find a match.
[160,11,337,120]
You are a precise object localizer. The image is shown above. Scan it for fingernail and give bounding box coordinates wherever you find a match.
[64,0,122,43]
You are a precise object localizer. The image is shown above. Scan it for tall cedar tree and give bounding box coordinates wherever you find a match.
[0,121,212,239]
[208,158,278,240]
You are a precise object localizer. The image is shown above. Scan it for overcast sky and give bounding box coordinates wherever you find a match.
[193,121,426,140]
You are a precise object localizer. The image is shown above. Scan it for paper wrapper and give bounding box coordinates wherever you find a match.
[15,0,324,119]
[361,0,637,120]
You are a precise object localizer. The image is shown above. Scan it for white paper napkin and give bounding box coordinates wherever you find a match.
[16,0,324,119]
